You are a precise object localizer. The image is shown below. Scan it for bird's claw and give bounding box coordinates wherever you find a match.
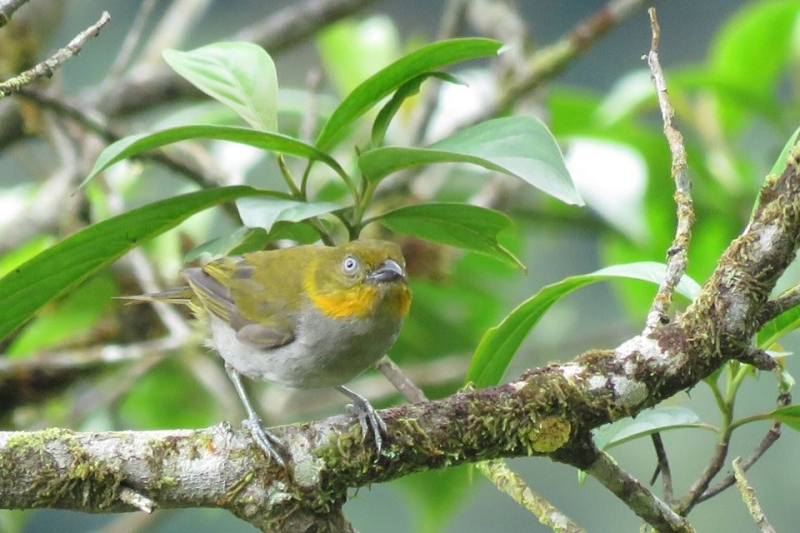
[241,416,286,468]
[342,389,388,454]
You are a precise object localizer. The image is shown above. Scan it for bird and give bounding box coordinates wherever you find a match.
[125,239,411,466]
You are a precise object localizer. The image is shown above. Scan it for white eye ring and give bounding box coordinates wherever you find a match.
[342,255,360,274]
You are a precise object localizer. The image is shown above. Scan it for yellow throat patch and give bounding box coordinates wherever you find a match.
[304,278,410,320]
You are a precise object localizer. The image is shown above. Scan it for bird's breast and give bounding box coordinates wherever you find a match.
[207,308,403,390]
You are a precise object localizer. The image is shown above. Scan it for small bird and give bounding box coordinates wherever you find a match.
[127,239,411,466]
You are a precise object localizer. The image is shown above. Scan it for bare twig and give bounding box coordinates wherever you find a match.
[376,355,576,532]
[476,459,585,533]
[0,0,27,27]
[117,486,155,514]
[140,0,212,63]
[407,0,468,144]
[732,457,776,533]
[586,449,694,532]
[644,7,693,331]
[0,110,82,253]
[471,0,650,125]
[0,336,184,413]
[232,0,375,53]
[299,69,323,146]
[678,437,730,515]
[698,393,789,503]
[757,283,800,326]
[266,354,467,421]
[97,0,378,118]
[0,11,111,97]
[101,0,157,93]
[3,130,800,526]
[376,355,427,403]
[16,89,228,191]
[649,433,674,504]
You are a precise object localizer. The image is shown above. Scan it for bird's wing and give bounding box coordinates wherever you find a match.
[183,258,295,350]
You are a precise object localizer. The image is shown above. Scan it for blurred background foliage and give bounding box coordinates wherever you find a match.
[2,1,800,532]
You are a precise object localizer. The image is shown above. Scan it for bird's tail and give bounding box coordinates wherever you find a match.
[115,286,194,305]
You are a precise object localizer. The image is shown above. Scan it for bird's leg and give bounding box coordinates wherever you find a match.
[338,385,388,454]
[225,364,286,467]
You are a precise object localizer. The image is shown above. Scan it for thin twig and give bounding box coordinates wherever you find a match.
[266,354,468,421]
[0,109,82,253]
[300,69,323,146]
[100,0,157,93]
[105,160,190,338]
[649,433,674,504]
[586,449,695,532]
[476,459,585,533]
[0,0,27,27]
[732,457,776,533]
[0,336,186,415]
[0,11,111,98]
[678,439,730,515]
[0,0,378,152]
[644,7,694,331]
[698,393,789,503]
[98,0,378,118]
[376,354,577,532]
[470,0,649,125]
[407,0,468,144]
[117,487,155,514]
[16,89,228,191]
[140,0,213,63]
[756,283,800,326]
[377,0,650,199]
[376,355,426,403]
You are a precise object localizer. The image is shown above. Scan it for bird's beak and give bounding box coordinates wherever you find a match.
[367,258,406,284]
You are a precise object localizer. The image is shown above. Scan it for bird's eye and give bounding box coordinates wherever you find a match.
[342,255,360,275]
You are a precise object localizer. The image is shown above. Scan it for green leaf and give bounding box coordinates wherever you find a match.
[84,125,347,186]
[0,186,266,341]
[592,407,707,450]
[466,262,701,388]
[315,38,501,151]
[184,221,322,263]
[0,235,56,278]
[359,116,583,205]
[371,72,464,148]
[757,303,800,349]
[768,124,800,178]
[184,227,270,262]
[236,197,343,233]
[764,404,800,432]
[709,1,800,131]
[7,273,117,357]
[163,42,279,131]
[372,203,521,268]
[711,1,800,97]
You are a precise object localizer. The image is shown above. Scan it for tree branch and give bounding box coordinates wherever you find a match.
[0,0,28,28]
[3,139,800,528]
[644,7,693,331]
[471,0,651,124]
[0,0,377,151]
[0,11,111,98]
[732,457,776,533]
[96,0,378,118]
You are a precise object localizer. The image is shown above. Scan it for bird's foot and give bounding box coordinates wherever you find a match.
[339,386,388,454]
[241,417,286,467]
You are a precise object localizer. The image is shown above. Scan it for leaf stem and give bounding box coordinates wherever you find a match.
[277,155,302,197]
